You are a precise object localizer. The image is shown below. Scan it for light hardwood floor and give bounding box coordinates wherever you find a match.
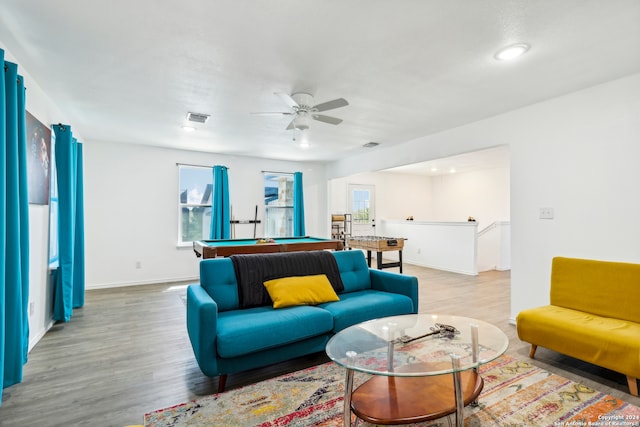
[1,263,638,426]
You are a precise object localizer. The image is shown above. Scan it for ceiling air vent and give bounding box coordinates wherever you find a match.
[186,112,210,124]
[363,142,380,148]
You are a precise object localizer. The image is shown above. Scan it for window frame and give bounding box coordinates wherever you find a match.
[177,164,213,246]
[48,130,58,269]
[263,172,295,238]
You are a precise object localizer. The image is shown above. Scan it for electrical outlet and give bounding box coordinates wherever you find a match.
[29,302,35,316]
[539,208,554,219]
[135,261,142,269]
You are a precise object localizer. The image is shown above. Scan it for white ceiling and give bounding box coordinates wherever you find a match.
[1,1,640,166]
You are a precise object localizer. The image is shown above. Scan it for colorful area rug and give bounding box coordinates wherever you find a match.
[144,355,640,426]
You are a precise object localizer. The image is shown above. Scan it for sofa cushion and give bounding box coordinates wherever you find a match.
[517,305,640,378]
[216,305,334,358]
[263,274,340,309]
[199,258,240,312]
[319,290,414,332]
[550,257,640,323]
[333,250,372,293]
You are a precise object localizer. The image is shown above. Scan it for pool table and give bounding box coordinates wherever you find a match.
[193,236,344,259]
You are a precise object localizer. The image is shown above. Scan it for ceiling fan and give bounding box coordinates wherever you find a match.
[253,92,349,131]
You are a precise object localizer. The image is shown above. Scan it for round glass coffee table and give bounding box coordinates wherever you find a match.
[325,314,509,427]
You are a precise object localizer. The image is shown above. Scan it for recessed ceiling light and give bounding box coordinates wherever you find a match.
[182,125,196,132]
[363,142,380,148]
[449,168,456,174]
[494,43,530,61]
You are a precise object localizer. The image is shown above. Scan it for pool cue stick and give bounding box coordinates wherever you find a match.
[253,205,258,238]
[230,205,235,239]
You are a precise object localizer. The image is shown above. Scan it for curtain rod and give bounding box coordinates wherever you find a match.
[176,164,294,174]
[176,162,230,169]
[261,170,295,175]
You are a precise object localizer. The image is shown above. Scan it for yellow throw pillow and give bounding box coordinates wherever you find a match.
[263,274,340,309]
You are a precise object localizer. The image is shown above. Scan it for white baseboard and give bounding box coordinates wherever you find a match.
[28,319,56,352]
[86,276,199,290]
[403,260,479,276]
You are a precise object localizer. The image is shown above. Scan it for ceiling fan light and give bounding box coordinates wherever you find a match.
[494,43,530,61]
[293,115,310,131]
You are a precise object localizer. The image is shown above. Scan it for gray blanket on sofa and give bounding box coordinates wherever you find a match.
[230,251,345,308]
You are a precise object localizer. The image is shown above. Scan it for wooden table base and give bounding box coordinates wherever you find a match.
[350,370,483,425]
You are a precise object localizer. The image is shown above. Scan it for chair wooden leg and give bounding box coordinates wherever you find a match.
[528,344,537,358]
[628,376,638,396]
[217,374,228,393]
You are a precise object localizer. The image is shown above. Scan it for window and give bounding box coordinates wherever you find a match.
[348,184,376,236]
[264,172,294,237]
[178,165,212,244]
[48,130,58,268]
[352,188,371,224]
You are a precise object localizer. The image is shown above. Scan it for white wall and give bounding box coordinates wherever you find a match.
[329,171,434,221]
[430,166,510,230]
[508,74,640,318]
[328,72,640,322]
[83,140,327,288]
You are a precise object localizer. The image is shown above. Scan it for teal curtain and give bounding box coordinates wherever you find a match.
[52,124,85,322]
[293,172,305,236]
[72,143,85,308]
[1,50,30,405]
[210,165,230,239]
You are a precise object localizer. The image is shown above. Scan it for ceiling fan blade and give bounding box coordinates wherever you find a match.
[312,98,348,112]
[312,114,343,125]
[275,92,299,109]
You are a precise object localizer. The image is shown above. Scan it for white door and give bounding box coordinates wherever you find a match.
[348,184,376,236]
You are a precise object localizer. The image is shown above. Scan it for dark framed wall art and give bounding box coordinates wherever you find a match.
[26,110,51,205]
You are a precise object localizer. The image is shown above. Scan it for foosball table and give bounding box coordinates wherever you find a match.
[346,236,407,273]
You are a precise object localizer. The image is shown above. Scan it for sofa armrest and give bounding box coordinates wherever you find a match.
[369,269,419,313]
[186,284,220,377]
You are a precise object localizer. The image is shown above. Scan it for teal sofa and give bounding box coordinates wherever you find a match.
[187,250,418,391]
